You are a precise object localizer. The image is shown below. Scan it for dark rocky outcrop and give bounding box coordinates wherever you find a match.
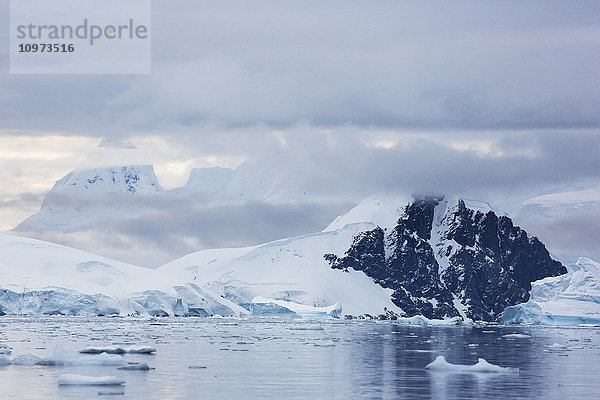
[326,195,567,321]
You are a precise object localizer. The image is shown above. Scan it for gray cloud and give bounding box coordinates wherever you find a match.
[515,210,600,264]
[0,1,599,134]
[10,130,600,267]
[0,193,43,208]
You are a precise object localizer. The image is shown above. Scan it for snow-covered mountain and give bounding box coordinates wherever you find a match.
[502,257,600,325]
[183,163,310,202]
[3,193,582,324]
[325,195,566,321]
[13,165,163,233]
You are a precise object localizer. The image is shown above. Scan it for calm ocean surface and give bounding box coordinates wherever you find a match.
[0,317,598,399]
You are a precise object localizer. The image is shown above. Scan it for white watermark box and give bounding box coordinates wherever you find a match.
[10,0,151,74]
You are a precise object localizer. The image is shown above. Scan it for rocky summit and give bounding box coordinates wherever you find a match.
[325,195,567,321]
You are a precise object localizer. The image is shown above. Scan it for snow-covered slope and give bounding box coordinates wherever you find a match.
[157,222,402,317]
[512,188,600,221]
[324,194,501,233]
[0,234,246,317]
[1,221,403,318]
[0,233,152,316]
[324,194,408,232]
[502,257,600,325]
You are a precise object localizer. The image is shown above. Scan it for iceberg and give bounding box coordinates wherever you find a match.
[250,297,342,319]
[117,362,151,370]
[425,356,518,373]
[36,347,126,367]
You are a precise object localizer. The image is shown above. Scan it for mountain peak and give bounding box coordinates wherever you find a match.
[326,196,566,321]
[52,165,163,195]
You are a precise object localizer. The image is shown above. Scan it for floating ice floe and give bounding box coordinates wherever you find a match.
[0,356,11,365]
[58,374,125,386]
[80,345,156,354]
[289,326,324,331]
[547,343,568,350]
[502,334,531,339]
[250,297,342,319]
[312,340,336,348]
[425,356,518,373]
[394,315,471,326]
[36,348,126,367]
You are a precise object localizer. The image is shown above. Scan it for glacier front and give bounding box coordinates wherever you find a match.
[502,257,600,325]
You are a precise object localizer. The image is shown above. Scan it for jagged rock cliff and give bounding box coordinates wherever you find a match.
[325,195,567,321]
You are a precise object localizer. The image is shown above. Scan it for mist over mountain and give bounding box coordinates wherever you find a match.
[11,163,357,267]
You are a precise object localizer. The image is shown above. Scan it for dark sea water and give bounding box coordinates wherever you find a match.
[0,317,598,399]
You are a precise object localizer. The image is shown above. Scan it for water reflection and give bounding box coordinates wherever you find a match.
[0,318,598,399]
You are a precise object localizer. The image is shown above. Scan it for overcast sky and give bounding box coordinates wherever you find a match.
[0,1,598,265]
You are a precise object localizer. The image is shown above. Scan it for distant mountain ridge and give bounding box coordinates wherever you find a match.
[0,194,592,324]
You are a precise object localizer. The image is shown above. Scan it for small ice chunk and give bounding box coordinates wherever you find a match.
[11,354,42,365]
[547,343,568,350]
[80,345,156,354]
[123,345,156,354]
[425,356,517,373]
[117,362,151,370]
[0,356,11,365]
[188,365,207,369]
[313,340,336,348]
[502,334,531,339]
[58,374,125,386]
[290,326,324,331]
